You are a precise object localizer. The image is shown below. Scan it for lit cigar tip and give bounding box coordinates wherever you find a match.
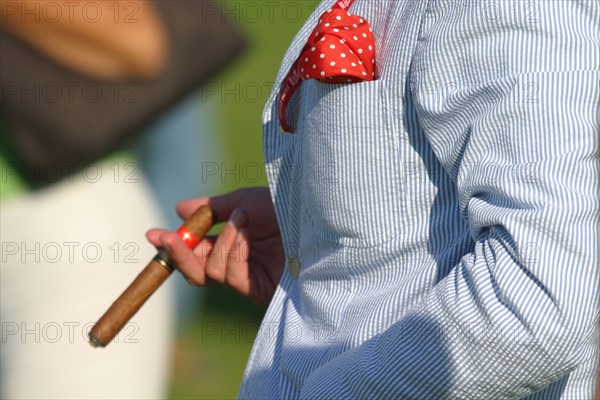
[88,334,105,348]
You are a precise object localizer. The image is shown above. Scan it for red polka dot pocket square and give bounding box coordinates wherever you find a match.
[278,1,377,132]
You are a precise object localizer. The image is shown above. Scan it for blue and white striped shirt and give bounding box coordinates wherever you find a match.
[239,1,600,398]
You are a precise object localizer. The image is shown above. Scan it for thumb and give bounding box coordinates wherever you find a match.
[177,190,244,224]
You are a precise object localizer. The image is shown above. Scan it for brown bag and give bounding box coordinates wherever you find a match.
[0,0,245,186]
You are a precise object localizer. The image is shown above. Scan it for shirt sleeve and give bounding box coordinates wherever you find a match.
[299,1,600,398]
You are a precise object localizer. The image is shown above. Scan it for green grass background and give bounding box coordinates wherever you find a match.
[168,1,319,398]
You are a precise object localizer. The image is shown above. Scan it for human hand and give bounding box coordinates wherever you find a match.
[146,187,284,306]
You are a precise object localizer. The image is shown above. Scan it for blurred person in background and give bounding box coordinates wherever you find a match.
[0,0,243,398]
[0,2,174,399]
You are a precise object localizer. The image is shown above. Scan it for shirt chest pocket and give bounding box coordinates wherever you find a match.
[295,78,405,248]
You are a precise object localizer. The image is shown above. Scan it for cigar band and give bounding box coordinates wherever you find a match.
[176,226,201,249]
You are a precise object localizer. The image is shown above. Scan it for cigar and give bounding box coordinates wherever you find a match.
[88,205,214,348]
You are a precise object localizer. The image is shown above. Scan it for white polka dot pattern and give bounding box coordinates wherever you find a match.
[295,8,376,84]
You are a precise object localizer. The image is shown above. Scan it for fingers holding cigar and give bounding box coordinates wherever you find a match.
[91,192,270,347]
[146,202,250,289]
[146,187,284,305]
[176,192,242,224]
[148,230,214,286]
[204,209,247,285]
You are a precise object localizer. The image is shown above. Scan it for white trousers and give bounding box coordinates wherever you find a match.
[1,160,174,399]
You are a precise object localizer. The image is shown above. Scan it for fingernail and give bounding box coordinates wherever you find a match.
[235,230,244,244]
[229,208,245,228]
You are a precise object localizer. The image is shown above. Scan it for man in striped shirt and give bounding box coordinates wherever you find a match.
[149,0,599,398]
